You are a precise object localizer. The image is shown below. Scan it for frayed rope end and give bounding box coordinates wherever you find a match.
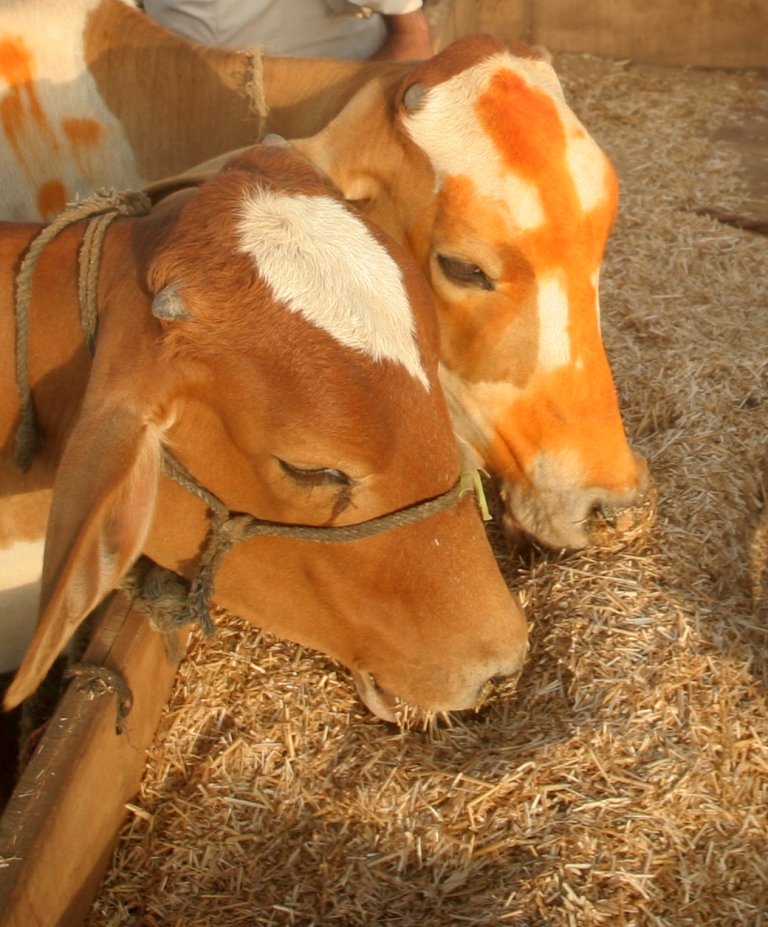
[14,398,43,472]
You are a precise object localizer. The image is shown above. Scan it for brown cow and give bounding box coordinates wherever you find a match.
[0,0,651,549]
[1,144,528,718]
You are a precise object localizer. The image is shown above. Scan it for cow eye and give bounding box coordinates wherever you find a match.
[277,459,351,488]
[437,254,494,291]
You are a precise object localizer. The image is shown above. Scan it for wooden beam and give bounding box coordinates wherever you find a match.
[0,591,187,927]
[477,0,768,69]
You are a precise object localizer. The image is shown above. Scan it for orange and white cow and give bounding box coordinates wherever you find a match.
[0,144,528,718]
[0,0,651,549]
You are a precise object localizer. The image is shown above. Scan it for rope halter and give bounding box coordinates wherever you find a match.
[160,447,475,634]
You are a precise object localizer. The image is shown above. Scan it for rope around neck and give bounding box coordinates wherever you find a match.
[13,189,151,470]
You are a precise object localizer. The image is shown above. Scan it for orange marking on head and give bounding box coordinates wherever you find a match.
[477,71,582,257]
[476,70,616,354]
[434,173,539,384]
[37,179,67,221]
[488,357,631,489]
[471,68,628,486]
[62,117,103,149]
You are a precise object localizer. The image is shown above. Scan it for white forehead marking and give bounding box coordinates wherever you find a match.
[237,188,429,389]
[403,54,545,230]
[403,51,609,223]
[537,275,572,371]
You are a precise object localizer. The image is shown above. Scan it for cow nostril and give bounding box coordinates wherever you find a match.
[489,669,522,695]
[588,501,615,528]
[584,484,658,548]
[589,498,644,534]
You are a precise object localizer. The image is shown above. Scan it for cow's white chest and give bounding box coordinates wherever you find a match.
[0,537,44,673]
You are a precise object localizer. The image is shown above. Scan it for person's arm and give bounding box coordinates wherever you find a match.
[371,9,433,60]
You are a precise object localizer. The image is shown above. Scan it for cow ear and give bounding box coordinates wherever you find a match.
[292,135,381,206]
[3,401,162,710]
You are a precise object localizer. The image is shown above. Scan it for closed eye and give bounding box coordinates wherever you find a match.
[437,254,494,291]
[277,458,351,488]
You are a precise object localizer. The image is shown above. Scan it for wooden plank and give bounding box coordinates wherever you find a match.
[476,0,528,46]
[476,0,768,68]
[0,591,187,927]
[703,111,768,234]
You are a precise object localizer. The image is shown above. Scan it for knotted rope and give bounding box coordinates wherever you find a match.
[14,188,151,470]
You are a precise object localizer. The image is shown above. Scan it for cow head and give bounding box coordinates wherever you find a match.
[4,146,527,718]
[296,36,651,550]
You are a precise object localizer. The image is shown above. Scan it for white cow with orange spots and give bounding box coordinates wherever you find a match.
[0,1,652,550]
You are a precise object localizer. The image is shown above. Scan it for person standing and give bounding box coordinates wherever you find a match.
[142,0,433,60]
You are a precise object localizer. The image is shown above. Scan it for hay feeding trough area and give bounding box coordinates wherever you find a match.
[9,54,768,927]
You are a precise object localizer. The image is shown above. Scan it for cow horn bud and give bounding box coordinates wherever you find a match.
[402,82,427,114]
[152,284,191,322]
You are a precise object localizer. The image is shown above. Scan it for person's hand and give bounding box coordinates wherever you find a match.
[372,10,432,60]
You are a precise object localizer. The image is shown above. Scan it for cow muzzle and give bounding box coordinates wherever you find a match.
[500,451,656,551]
[351,648,527,725]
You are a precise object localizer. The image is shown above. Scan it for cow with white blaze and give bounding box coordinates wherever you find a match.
[0,145,528,718]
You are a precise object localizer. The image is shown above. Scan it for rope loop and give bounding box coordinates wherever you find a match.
[13,188,152,470]
[156,447,471,634]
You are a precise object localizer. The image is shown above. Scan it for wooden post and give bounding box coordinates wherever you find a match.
[0,591,187,927]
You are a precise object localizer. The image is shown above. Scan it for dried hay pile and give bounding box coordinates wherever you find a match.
[88,57,768,926]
